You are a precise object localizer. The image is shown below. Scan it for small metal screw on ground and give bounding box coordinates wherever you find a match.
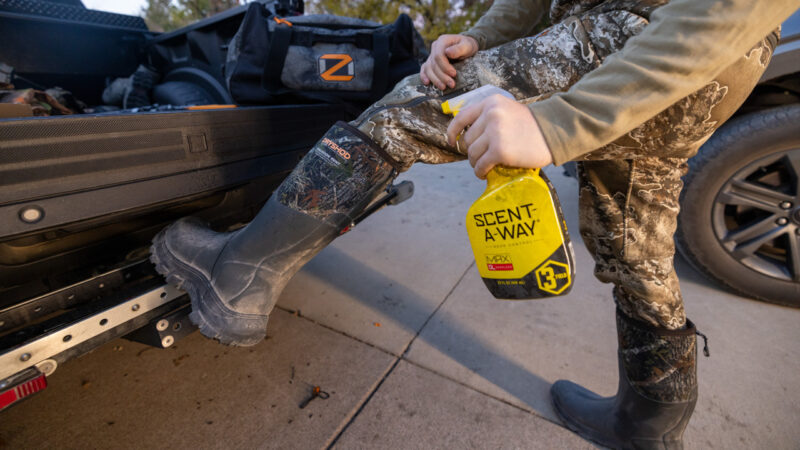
[776,218,789,226]
[299,386,330,409]
[20,353,31,362]
[780,201,793,210]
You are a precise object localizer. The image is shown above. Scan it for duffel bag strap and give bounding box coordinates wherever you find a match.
[370,32,390,102]
[262,24,293,92]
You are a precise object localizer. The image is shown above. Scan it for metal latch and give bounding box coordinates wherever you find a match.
[351,180,414,227]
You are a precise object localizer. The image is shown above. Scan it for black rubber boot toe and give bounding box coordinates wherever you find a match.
[150,217,269,346]
[551,379,619,447]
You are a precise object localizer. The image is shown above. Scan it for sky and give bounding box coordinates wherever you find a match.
[82,0,147,16]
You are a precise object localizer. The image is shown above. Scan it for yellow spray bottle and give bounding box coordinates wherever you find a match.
[442,85,575,299]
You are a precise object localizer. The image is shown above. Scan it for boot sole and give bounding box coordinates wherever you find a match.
[150,224,268,347]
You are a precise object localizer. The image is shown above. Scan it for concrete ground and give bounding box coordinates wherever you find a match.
[2,162,799,449]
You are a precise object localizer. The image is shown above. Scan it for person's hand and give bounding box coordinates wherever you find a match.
[446,94,553,179]
[420,34,479,90]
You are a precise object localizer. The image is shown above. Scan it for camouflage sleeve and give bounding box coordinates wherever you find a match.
[461,0,552,50]
[528,0,798,165]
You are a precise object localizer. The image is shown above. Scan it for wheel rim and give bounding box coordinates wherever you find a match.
[712,148,800,282]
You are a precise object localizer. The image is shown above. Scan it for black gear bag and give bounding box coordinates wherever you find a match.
[225,3,425,108]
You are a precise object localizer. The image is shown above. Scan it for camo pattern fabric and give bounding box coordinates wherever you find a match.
[578,158,688,329]
[549,0,668,24]
[617,310,697,402]
[353,4,650,170]
[351,0,664,169]
[578,34,775,329]
[346,0,775,328]
[276,122,396,227]
[580,32,776,162]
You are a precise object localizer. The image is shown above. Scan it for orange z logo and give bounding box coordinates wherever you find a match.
[319,54,354,82]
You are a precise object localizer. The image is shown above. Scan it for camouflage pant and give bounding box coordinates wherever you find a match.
[350,2,775,329]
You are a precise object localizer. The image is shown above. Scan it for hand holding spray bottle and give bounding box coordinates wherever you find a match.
[441,85,575,299]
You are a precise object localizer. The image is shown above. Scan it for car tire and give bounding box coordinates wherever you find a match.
[152,81,216,106]
[677,104,800,307]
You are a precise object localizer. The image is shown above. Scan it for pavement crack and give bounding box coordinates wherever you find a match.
[398,261,474,359]
[324,261,474,449]
[274,305,398,358]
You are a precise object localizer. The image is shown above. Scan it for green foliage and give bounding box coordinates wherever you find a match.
[306,0,494,44]
[142,0,241,32]
[142,0,546,46]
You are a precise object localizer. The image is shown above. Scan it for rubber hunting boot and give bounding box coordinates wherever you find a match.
[551,310,700,449]
[150,121,400,346]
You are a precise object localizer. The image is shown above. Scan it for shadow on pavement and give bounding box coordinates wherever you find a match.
[300,245,557,417]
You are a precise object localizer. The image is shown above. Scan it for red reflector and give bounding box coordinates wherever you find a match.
[0,373,47,411]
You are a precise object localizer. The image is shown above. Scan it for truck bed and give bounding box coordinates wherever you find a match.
[0,104,347,394]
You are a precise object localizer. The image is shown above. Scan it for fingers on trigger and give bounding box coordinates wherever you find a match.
[467,133,490,166]
[447,113,470,145]
[474,153,495,179]
[462,114,486,147]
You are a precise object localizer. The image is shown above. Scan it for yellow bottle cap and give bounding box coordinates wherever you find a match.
[441,101,454,116]
[441,99,465,117]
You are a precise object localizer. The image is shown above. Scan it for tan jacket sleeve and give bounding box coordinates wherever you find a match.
[528,0,799,165]
[461,0,551,50]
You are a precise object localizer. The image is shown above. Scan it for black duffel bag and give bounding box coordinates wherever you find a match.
[225,3,426,108]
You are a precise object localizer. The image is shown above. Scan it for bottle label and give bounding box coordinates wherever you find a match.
[466,170,575,299]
